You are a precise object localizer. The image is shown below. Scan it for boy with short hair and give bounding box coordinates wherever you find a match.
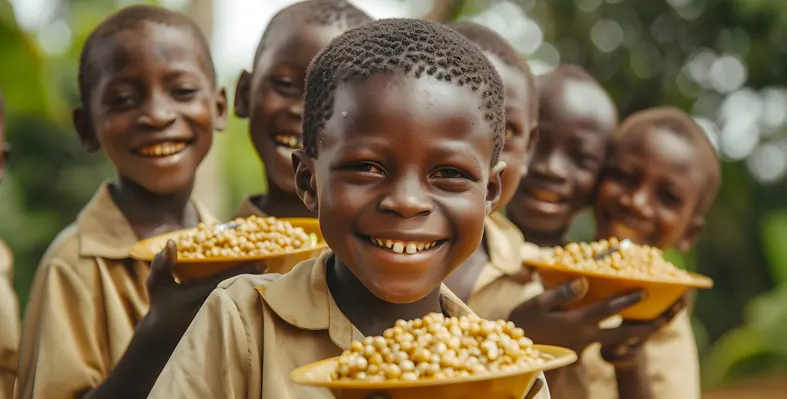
[16,6,254,398]
[149,18,550,398]
[586,106,721,399]
[0,89,20,399]
[233,0,371,218]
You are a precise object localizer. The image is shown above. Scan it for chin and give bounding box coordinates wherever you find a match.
[369,280,438,304]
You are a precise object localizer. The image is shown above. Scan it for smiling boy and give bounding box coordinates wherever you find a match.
[588,106,720,399]
[233,0,371,218]
[0,89,20,399]
[148,18,551,398]
[16,6,236,398]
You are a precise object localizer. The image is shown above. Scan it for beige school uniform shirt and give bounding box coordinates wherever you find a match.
[467,213,700,399]
[0,239,19,399]
[15,183,215,399]
[149,250,551,398]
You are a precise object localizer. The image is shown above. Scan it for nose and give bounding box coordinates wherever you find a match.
[531,150,569,182]
[137,92,176,129]
[378,173,433,218]
[620,185,654,219]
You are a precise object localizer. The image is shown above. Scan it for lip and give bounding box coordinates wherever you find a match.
[517,185,570,215]
[132,138,194,158]
[357,230,448,243]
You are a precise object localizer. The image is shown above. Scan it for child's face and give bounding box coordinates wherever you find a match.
[486,54,536,211]
[74,22,226,195]
[508,80,613,234]
[594,125,704,251]
[236,21,345,195]
[294,75,503,304]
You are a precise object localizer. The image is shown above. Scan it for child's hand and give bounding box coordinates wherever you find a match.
[139,240,263,349]
[599,295,688,366]
[508,278,662,355]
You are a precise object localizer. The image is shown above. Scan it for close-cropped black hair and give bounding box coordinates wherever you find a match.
[617,106,721,216]
[78,5,215,109]
[302,18,506,165]
[253,0,373,67]
[449,21,537,121]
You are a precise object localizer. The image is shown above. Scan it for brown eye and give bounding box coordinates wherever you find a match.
[504,125,514,139]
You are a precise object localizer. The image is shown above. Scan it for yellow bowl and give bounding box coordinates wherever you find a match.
[525,260,713,320]
[128,218,327,283]
[290,345,576,399]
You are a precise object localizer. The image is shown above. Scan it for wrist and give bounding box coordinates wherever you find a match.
[601,343,645,368]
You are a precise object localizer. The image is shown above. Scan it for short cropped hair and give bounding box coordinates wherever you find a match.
[617,107,721,216]
[449,21,536,120]
[78,5,214,108]
[253,0,372,66]
[302,18,506,165]
[537,64,619,132]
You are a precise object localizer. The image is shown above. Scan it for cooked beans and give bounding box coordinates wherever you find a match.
[546,238,692,280]
[175,216,316,259]
[332,313,544,382]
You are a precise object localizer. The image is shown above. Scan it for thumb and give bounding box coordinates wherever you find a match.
[147,240,177,291]
[537,278,588,310]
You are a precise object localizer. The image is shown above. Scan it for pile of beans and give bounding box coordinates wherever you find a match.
[546,238,692,280]
[332,313,544,382]
[175,216,315,259]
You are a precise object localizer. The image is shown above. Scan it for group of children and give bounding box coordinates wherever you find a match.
[0,1,722,398]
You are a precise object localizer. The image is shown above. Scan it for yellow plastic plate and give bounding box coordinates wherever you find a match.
[128,218,327,282]
[290,345,576,399]
[525,259,713,320]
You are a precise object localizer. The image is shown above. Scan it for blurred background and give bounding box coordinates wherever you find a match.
[0,0,785,396]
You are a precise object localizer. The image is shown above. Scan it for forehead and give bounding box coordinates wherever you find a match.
[324,75,494,157]
[617,125,704,182]
[486,54,531,114]
[257,20,345,73]
[541,78,616,133]
[89,22,212,84]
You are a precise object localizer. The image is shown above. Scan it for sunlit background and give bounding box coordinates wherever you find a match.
[1,0,786,396]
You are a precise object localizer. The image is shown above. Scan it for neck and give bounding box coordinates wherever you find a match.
[110,175,199,239]
[254,180,315,218]
[327,255,443,337]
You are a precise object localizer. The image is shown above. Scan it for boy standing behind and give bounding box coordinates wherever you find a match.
[16,6,254,398]
[233,0,371,218]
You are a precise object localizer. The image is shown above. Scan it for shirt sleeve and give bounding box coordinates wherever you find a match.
[148,287,255,399]
[0,271,20,399]
[644,311,701,399]
[15,259,107,399]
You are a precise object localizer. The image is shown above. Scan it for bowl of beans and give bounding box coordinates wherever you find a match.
[524,238,713,320]
[129,216,327,282]
[291,313,577,399]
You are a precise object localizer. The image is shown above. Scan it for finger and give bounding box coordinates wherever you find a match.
[536,278,589,310]
[658,296,688,325]
[146,240,177,290]
[523,378,544,399]
[575,291,645,322]
[597,319,661,348]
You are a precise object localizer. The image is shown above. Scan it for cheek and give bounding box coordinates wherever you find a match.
[594,180,622,207]
[254,89,289,120]
[572,171,599,203]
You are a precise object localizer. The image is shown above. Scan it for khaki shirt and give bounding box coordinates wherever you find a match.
[149,250,551,398]
[233,195,267,218]
[0,239,19,399]
[488,236,700,399]
[15,183,215,399]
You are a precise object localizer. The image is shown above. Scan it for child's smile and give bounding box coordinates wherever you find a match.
[297,75,502,304]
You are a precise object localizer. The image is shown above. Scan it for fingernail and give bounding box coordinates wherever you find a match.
[570,278,587,293]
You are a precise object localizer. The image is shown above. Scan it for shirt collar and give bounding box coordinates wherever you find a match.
[76,182,216,259]
[258,250,475,350]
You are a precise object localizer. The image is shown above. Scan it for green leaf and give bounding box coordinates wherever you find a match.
[760,210,787,286]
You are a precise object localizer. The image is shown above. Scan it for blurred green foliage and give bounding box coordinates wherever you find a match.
[0,0,785,390]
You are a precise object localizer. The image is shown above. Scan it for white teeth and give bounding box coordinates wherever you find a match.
[368,237,440,254]
[138,141,188,157]
[274,134,303,150]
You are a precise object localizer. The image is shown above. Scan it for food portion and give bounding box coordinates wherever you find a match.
[545,237,693,280]
[333,313,544,382]
[175,215,318,259]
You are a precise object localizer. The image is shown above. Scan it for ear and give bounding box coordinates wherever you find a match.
[292,149,318,213]
[72,108,99,153]
[234,70,252,119]
[486,161,506,215]
[676,215,704,252]
[213,87,228,131]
